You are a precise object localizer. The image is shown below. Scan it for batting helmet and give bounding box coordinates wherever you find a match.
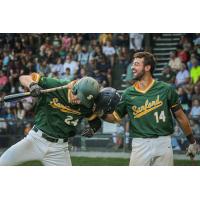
[95,87,121,114]
[72,76,100,108]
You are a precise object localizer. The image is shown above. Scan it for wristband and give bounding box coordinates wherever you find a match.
[186,134,196,144]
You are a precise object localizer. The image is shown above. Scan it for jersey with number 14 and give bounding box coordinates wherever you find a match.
[113,80,180,138]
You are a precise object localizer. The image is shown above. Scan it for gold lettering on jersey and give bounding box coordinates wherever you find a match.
[132,95,163,118]
[50,98,81,115]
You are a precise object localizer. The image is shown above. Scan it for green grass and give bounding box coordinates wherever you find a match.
[19,157,200,166]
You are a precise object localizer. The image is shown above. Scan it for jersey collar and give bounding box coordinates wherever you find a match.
[133,79,155,94]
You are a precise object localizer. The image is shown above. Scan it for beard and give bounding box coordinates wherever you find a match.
[133,68,145,81]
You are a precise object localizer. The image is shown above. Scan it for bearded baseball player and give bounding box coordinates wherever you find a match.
[101,51,199,166]
[0,74,101,166]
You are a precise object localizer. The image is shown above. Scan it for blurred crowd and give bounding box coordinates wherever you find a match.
[159,34,200,149]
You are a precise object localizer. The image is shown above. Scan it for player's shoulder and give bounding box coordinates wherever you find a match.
[123,85,134,94]
[121,85,135,99]
[154,80,173,90]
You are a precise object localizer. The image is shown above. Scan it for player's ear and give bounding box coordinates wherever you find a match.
[145,65,151,72]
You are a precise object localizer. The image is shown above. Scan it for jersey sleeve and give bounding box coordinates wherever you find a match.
[167,85,182,112]
[31,73,70,89]
[112,92,127,122]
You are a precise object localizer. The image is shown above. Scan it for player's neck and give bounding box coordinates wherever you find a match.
[137,75,154,91]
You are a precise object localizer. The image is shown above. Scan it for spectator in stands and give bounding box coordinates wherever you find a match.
[2,51,10,67]
[62,67,74,82]
[190,58,200,84]
[189,99,200,120]
[93,45,105,65]
[189,119,200,137]
[15,102,26,120]
[129,33,144,51]
[0,70,9,92]
[77,46,90,67]
[61,34,72,50]
[39,37,52,57]
[117,46,129,73]
[175,63,190,87]
[36,58,51,76]
[161,65,176,85]
[113,34,129,47]
[99,33,112,46]
[15,101,26,135]
[192,85,200,101]
[62,54,79,78]
[178,35,192,52]
[86,58,96,77]
[5,107,16,135]
[77,67,87,79]
[8,59,24,93]
[193,34,200,57]
[20,88,35,117]
[187,53,199,71]
[168,51,182,72]
[177,86,190,112]
[51,57,63,79]
[177,47,189,64]
[102,40,116,67]
[96,56,111,86]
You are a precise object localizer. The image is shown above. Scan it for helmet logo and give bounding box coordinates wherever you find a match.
[87,95,93,100]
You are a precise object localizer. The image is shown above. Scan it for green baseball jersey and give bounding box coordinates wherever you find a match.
[113,80,180,138]
[32,74,96,139]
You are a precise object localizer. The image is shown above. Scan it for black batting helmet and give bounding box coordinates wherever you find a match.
[95,87,121,114]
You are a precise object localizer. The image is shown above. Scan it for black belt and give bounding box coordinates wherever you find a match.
[32,126,68,143]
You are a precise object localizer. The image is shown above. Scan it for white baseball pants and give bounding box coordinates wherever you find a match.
[129,136,173,166]
[0,128,72,166]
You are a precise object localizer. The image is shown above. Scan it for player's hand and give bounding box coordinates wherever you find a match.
[29,82,42,97]
[186,141,200,159]
[81,127,95,138]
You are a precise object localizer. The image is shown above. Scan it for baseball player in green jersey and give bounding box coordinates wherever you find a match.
[101,51,199,166]
[0,74,101,166]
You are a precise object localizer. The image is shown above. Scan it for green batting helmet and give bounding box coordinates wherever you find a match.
[72,76,100,108]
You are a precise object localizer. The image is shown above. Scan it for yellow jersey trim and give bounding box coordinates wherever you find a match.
[113,111,122,123]
[171,103,178,108]
[133,79,155,94]
[87,113,97,121]
[31,73,41,83]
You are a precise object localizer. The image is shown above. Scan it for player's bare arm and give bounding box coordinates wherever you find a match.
[174,109,194,139]
[19,74,36,88]
[174,108,199,158]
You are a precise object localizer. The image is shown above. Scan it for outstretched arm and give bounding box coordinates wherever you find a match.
[174,108,199,159]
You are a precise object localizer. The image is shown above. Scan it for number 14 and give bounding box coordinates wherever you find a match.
[154,111,166,123]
